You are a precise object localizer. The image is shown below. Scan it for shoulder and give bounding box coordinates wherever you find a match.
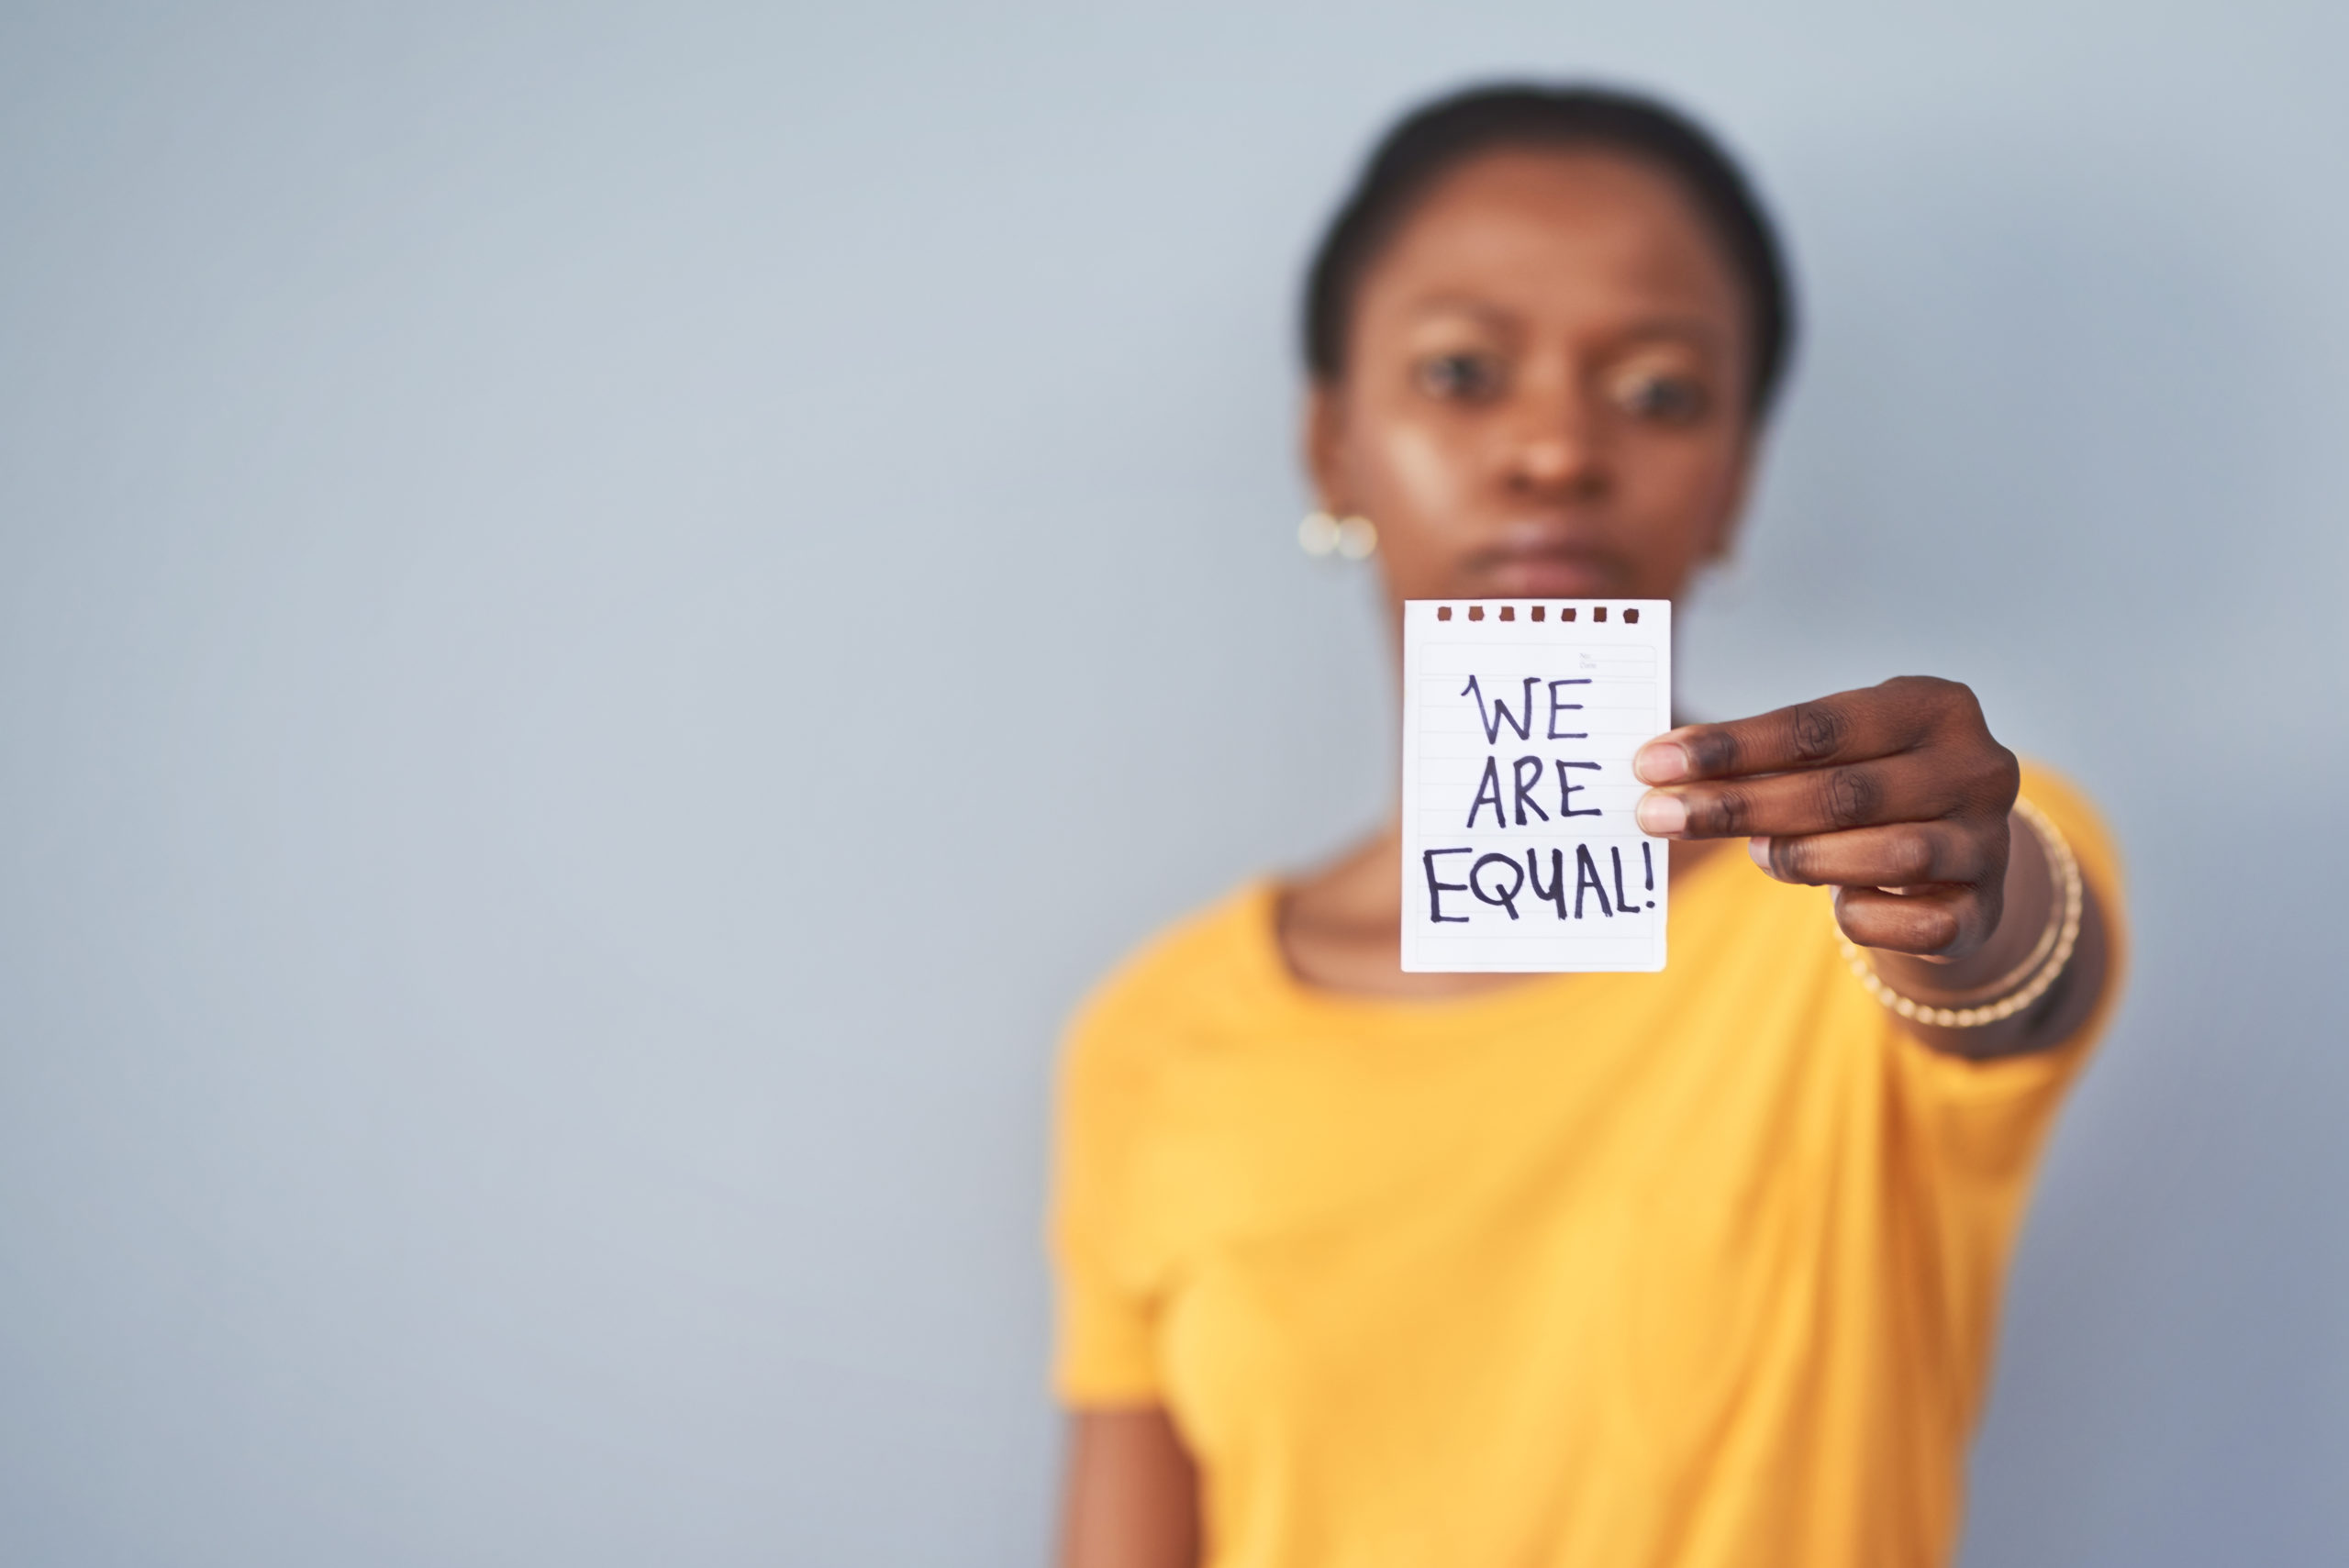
[1062,881,1275,1071]
[1051,881,1275,1192]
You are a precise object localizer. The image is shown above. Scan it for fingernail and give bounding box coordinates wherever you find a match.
[1747,835,1772,870]
[1633,740,1690,784]
[1636,793,1687,835]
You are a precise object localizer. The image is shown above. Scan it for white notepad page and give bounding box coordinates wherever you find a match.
[1400,599,1674,973]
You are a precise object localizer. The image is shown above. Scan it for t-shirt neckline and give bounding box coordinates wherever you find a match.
[1242,844,1744,1029]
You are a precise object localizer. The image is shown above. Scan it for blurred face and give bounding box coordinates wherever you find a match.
[1308,147,1759,610]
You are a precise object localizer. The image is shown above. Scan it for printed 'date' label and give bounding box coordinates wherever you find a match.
[1399,599,1673,973]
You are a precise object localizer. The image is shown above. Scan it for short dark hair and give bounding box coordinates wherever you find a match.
[1303,83,1798,419]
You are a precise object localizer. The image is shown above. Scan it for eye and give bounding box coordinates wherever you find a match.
[1611,369,1711,425]
[1414,351,1507,403]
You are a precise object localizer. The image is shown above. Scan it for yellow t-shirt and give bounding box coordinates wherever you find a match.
[1049,768,2125,1568]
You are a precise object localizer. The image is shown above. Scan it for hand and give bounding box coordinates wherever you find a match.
[1631,676,2022,962]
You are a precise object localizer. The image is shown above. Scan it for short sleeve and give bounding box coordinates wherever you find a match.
[1052,1233,1162,1405]
[1046,994,1165,1406]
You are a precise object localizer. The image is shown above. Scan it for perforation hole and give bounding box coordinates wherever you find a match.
[1498,606,1515,621]
[1623,607,1640,625]
[1468,606,1485,621]
[1531,606,1545,622]
[1561,607,1576,621]
[1437,606,1452,621]
[1594,606,1609,622]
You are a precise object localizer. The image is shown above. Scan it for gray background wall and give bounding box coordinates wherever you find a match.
[3,2,2343,1562]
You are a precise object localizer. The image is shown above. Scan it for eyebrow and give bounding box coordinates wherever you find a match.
[1405,295,1729,351]
[1404,295,1518,330]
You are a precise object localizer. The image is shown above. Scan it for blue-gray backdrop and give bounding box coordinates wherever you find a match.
[3,3,2343,1562]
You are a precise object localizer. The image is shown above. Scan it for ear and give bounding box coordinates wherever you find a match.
[1301,379,1348,511]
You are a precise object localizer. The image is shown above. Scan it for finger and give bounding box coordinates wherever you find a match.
[1634,753,1968,840]
[1632,676,1970,784]
[1746,820,1998,888]
[1833,884,1994,958]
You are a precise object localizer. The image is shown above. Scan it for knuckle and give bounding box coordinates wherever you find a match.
[1955,743,2020,815]
[1935,679,1987,735]
[1768,834,1814,883]
[1697,785,1753,834]
[1685,728,1741,776]
[1921,905,1965,955]
[1892,827,1938,884]
[1788,702,1847,762]
[1822,766,1878,828]
[1894,675,1979,738]
[1988,743,2021,802]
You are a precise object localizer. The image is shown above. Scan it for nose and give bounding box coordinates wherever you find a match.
[1503,369,1611,502]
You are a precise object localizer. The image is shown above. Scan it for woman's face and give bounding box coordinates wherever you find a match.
[1308,147,1760,609]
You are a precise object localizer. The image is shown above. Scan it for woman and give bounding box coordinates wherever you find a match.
[1051,84,2121,1568]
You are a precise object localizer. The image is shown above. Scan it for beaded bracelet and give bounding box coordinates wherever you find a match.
[1836,795,2085,1029]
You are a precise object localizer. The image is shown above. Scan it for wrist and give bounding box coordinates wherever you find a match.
[1844,798,2082,1029]
[1871,802,2054,998]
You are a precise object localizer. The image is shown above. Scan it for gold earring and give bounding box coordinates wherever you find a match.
[1300,511,1377,560]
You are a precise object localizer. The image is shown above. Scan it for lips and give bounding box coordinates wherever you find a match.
[1471,544,1626,598]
